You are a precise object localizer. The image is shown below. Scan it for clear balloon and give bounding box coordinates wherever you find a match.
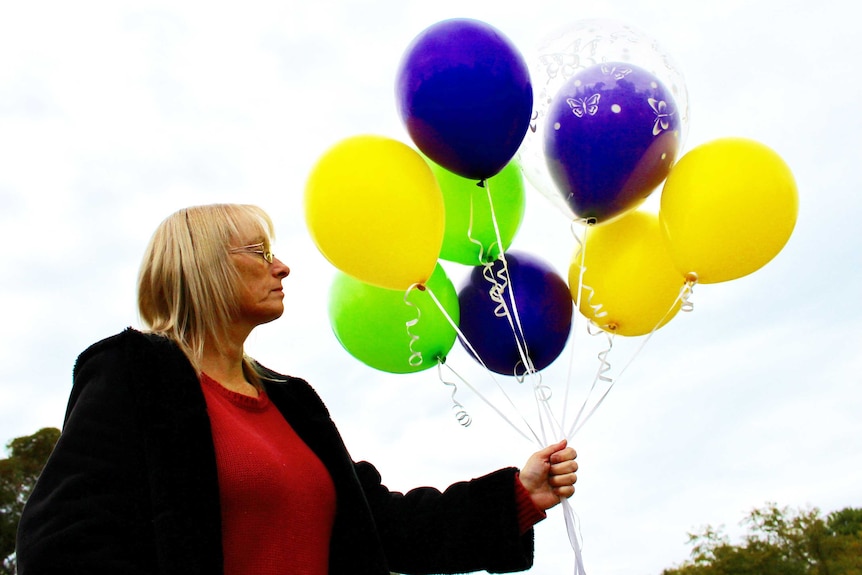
[458,251,573,376]
[570,210,683,336]
[396,18,533,180]
[305,135,445,290]
[518,18,690,217]
[544,62,682,223]
[659,138,798,284]
[328,264,460,374]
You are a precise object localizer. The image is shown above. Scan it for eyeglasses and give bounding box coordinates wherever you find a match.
[229,242,274,264]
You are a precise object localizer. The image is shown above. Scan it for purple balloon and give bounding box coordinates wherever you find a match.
[544,62,682,223]
[458,251,572,376]
[396,18,533,181]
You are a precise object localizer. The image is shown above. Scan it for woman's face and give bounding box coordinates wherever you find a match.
[229,233,290,328]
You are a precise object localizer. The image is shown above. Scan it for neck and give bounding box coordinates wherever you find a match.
[199,336,258,397]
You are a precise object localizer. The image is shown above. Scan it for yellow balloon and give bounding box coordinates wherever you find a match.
[570,210,684,337]
[305,135,445,290]
[659,138,798,284]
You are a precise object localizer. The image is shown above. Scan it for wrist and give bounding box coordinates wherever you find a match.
[514,472,547,534]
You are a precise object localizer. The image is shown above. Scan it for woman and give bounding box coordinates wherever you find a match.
[17,204,578,575]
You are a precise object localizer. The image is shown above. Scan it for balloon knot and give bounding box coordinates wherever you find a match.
[684,271,699,284]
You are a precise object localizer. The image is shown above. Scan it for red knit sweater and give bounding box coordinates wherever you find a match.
[200,374,545,575]
[201,373,336,575]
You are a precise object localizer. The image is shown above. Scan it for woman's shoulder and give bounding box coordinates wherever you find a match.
[74,328,184,377]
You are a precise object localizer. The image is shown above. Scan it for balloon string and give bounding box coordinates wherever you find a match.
[436,359,472,428]
[437,361,533,443]
[568,219,593,314]
[613,276,697,382]
[562,499,587,575]
[481,257,537,377]
[465,187,497,265]
[424,286,541,444]
[566,328,615,439]
[483,179,541,377]
[483,255,564,442]
[575,226,610,326]
[566,275,699,439]
[403,284,425,367]
[563,221,617,438]
[559,220,596,575]
[482,178,507,264]
[533,373,566,447]
[560,220,590,441]
[680,274,697,313]
[581,280,609,322]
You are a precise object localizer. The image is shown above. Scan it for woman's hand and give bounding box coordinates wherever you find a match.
[519,439,578,511]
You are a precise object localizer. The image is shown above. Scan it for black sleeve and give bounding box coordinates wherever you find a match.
[16,342,157,575]
[355,460,534,575]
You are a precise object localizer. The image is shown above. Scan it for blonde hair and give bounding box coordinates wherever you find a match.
[137,204,275,381]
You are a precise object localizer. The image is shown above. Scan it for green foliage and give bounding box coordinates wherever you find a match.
[0,428,61,575]
[662,502,862,575]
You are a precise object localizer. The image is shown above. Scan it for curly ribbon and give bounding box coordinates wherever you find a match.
[566,328,616,439]
[483,260,511,318]
[608,274,698,388]
[479,256,538,378]
[592,328,614,385]
[680,273,698,313]
[484,180,542,377]
[581,280,609,322]
[436,359,536,442]
[436,359,472,428]
[425,285,540,443]
[564,272,701,441]
[403,284,426,367]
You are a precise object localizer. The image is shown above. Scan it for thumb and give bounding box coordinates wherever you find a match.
[539,438,567,459]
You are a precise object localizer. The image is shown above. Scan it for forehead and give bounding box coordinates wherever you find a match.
[232,215,271,245]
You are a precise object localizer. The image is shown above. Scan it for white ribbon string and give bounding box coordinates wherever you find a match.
[436,359,472,428]
[403,284,425,367]
[563,499,587,575]
[425,285,541,444]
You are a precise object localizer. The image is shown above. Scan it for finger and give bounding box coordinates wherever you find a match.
[553,484,576,499]
[550,447,577,464]
[542,438,568,457]
[549,472,578,488]
[549,458,578,475]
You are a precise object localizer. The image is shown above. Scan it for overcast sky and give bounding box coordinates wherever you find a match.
[1,1,860,574]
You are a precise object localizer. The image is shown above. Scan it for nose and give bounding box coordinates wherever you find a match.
[272,257,290,279]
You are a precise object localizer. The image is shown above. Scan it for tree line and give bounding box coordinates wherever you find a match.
[662,502,862,574]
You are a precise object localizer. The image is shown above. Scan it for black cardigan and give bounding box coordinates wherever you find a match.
[17,328,535,575]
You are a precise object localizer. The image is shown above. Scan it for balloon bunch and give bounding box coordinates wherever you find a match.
[304,17,798,575]
[306,18,575,382]
[304,13,799,434]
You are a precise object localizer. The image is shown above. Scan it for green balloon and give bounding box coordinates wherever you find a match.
[328,263,460,374]
[428,159,526,265]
